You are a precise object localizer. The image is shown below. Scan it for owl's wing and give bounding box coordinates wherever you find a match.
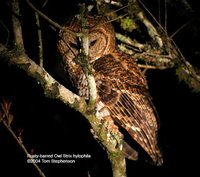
[93,52,162,165]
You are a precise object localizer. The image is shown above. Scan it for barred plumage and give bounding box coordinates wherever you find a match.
[57,15,163,165]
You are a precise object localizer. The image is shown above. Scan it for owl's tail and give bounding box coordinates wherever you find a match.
[123,141,138,161]
[123,141,163,166]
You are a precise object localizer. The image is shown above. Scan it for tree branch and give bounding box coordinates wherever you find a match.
[79,5,97,106]
[0,45,86,112]
[116,33,144,51]
[11,0,24,48]
[0,44,127,176]
[78,8,126,176]
[35,12,43,67]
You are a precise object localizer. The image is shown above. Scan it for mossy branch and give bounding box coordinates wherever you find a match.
[79,4,97,107]
[0,42,127,177]
[78,7,127,176]
[0,45,85,112]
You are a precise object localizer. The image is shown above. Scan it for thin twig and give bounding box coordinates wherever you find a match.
[26,0,63,30]
[0,20,10,46]
[11,0,24,48]
[42,0,48,7]
[137,0,166,33]
[106,4,129,15]
[164,0,167,32]
[158,0,161,24]
[138,64,168,70]
[35,12,43,67]
[0,116,46,177]
[116,33,144,50]
[170,20,191,38]
[25,0,80,37]
[105,13,128,24]
[137,11,163,47]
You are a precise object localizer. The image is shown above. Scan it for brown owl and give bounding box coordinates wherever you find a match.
[57,15,163,165]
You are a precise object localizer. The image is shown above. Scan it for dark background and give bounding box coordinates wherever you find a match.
[0,0,200,176]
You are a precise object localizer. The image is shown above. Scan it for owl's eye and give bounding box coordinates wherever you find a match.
[90,39,98,47]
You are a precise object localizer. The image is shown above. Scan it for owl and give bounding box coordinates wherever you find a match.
[57,15,163,165]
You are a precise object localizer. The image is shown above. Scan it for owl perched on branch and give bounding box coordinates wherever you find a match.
[57,15,163,165]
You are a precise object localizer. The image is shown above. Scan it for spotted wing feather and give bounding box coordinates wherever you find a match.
[93,51,162,165]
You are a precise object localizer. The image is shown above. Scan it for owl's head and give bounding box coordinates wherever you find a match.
[57,15,116,65]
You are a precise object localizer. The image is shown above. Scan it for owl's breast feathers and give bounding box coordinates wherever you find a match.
[93,51,162,165]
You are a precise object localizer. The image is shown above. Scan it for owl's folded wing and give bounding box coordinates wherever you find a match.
[93,54,162,165]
